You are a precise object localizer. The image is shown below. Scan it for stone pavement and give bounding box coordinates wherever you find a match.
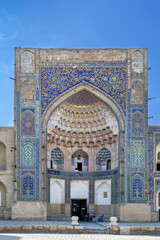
[0,233,159,240]
[0,220,105,228]
[0,221,159,235]
[0,220,160,227]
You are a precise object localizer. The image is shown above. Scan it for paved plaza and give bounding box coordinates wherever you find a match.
[0,233,159,240]
[0,220,160,228]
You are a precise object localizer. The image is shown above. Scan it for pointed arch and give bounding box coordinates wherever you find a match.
[21,50,35,73]
[71,149,88,172]
[50,179,65,204]
[96,147,111,171]
[95,179,111,205]
[131,175,144,199]
[156,190,160,211]
[132,50,144,73]
[50,147,64,171]
[0,181,6,207]
[0,141,6,169]
[21,173,35,199]
[156,143,160,171]
[42,83,125,132]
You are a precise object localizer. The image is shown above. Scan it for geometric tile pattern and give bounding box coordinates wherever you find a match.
[155,179,160,196]
[125,69,148,204]
[21,174,35,198]
[72,149,88,166]
[131,141,144,168]
[41,66,127,115]
[21,109,35,136]
[51,147,64,164]
[96,148,111,166]
[16,86,40,201]
[148,126,160,210]
[131,110,144,137]
[21,143,35,167]
[66,90,100,108]
[131,175,144,199]
[16,49,150,209]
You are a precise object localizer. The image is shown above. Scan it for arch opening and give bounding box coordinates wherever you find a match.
[156,143,160,171]
[0,141,6,169]
[45,88,122,172]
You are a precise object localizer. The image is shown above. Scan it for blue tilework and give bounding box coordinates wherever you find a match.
[17,80,41,201]
[155,179,160,195]
[148,126,160,210]
[131,174,144,199]
[21,143,35,168]
[16,91,21,200]
[21,174,35,198]
[125,84,148,203]
[96,148,111,166]
[21,109,35,136]
[131,110,144,137]
[51,147,64,164]
[47,169,119,204]
[41,66,127,115]
[130,141,144,168]
[66,90,99,107]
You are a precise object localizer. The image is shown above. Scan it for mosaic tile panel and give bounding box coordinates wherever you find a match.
[21,143,35,168]
[131,110,144,137]
[17,128,40,202]
[72,149,88,166]
[131,175,144,199]
[51,147,64,164]
[66,91,100,107]
[125,84,148,203]
[155,133,160,147]
[155,179,160,194]
[96,148,111,166]
[21,174,35,198]
[16,91,21,200]
[148,126,160,209]
[130,141,144,168]
[21,108,35,136]
[41,66,127,115]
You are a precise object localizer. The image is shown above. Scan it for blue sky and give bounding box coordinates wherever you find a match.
[0,0,159,126]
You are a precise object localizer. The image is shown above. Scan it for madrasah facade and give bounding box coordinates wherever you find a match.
[0,48,159,222]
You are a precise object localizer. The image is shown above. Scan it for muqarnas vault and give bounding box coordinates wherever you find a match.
[0,48,159,222]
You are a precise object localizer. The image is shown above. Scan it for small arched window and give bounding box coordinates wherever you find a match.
[0,141,6,169]
[0,182,6,207]
[71,149,88,172]
[156,144,160,171]
[51,148,64,171]
[96,148,111,171]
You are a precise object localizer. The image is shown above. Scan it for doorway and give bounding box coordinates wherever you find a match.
[71,199,87,221]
